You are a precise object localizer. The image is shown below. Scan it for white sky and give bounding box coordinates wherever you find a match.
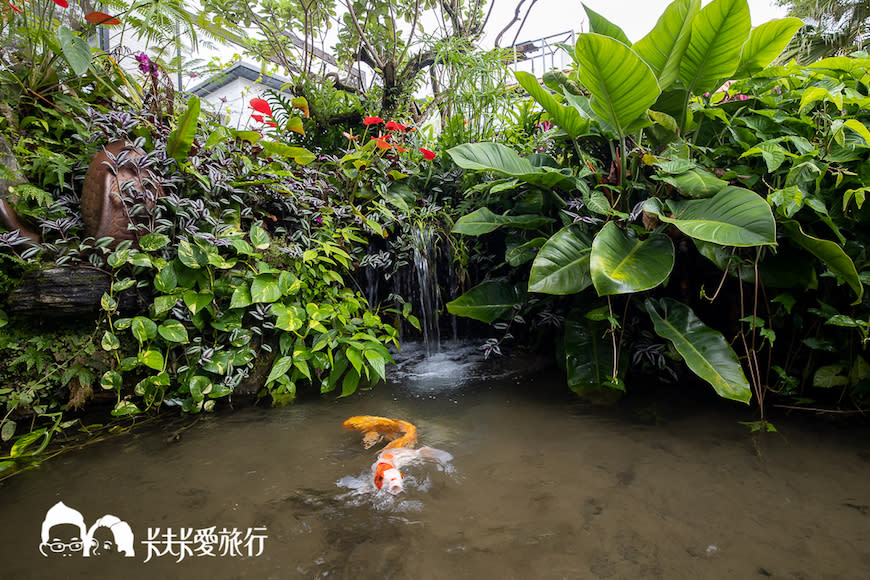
[481,0,789,46]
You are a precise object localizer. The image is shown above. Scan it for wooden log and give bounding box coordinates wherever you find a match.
[4,266,145,318]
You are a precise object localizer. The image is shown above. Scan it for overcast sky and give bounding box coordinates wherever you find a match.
[480,0,789,47]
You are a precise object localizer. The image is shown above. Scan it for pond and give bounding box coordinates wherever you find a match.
[1,341,869,579]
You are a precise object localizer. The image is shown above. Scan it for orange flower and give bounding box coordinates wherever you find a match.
[419,148,436,160]
[363,116,384,126]
[394,145,410,153]
[372,136,392,150]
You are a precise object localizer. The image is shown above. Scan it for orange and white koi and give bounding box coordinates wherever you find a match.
[343,415,451,494]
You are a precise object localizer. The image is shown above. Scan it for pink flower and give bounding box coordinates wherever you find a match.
[419,148,436,161]
[250,98,272,117]
[363,116,384,126]
[342,131,358,141]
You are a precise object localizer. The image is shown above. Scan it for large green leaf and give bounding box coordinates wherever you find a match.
[574,33,661,136]
[528,226,594,295]
[446,280,520,323]
[515,71,590,138]
[642,186,776,247]
[582,4,631,45]
[656,168,728,198]
[678,0,751,95]
[590,222,675,295]
[166,96,201,163]
[734,17,803,78]
[452,207,554,235]
[564,310,621,397]
[633,0,701,90]
[260,141,317,165]
[645,297,751,403]
[57,26,92,77]
[447,143,574,189]
[781,221,863,304]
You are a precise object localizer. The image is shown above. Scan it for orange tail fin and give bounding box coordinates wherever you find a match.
[343,415,417,449]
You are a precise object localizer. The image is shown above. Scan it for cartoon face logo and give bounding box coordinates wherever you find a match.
[39,502,87,558]
[84,515,136,557]
[39,502,135,558]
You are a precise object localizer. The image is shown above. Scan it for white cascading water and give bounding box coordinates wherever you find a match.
[411,226,440,357]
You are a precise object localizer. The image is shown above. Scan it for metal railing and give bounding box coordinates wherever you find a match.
[509,30,576,77]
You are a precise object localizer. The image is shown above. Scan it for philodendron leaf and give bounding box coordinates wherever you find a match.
[633,0,701,90]
[655,168,728,198]
[57,26,92,77]
[564,309,623,398]
[781,220,863,304]
[452,207,554,235]
[515,71,590,138]
[574,33,661,136]
[448,143,574,189]
[260,141,316,165]
[166,96,201,163]
[582,4,631,45]
[528,226,594,295]
[642,186,776,247]
[678,0,751,95]
[645,297,751,403]
[734,17,804,78]
[590,222,675,295]
[446,280,521,323]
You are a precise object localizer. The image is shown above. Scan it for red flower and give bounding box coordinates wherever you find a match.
[265,121,277,128]
[250,98,272,117]
[52,0,68,7]
[419,148,436,160]
[385,121,406,132]
[251,114,264,123]
[8,2,21,12]
[363,116,384,126]
[85,11,121,25]
[342,131,358,141]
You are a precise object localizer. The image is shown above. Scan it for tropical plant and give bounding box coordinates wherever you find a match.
[445,0,812,416]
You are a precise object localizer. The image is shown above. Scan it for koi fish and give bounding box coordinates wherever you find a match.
[343,415,417,450]
[343,415,451,494]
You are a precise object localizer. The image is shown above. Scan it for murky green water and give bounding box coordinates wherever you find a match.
[2,342,869,579]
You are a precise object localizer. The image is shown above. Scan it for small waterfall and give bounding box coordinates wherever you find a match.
[412,226,441,356]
